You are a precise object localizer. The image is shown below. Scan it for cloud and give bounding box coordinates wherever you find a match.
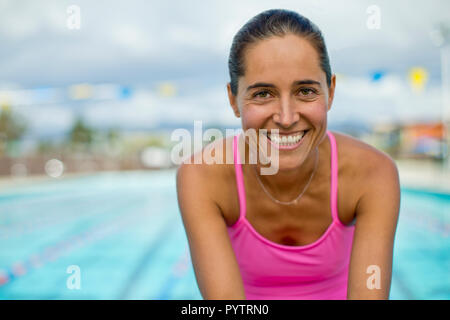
[81,85,239,130]
[1,0,449,87]
[1,0,449,135]
[330,73,443,124]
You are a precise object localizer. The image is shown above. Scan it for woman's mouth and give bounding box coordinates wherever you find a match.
[264,130,309,150]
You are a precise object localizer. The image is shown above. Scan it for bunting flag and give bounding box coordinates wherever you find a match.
[1,66,434,106]
[371,70,385,82]
[68,83,93,100]
[118,86,132,100]
[66,84,135,101]
[157,82,176,97]
[408,67,429,93]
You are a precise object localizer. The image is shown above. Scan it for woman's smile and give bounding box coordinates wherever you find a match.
[264,129,310,150]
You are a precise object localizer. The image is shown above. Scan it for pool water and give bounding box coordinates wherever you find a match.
[390,188,449,299]
[0,170,448,299]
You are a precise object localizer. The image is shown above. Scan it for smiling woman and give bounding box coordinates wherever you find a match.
[176,9,400,300]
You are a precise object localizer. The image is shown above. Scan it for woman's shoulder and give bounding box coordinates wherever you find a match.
[177,134,236,195]
[330,130,398,178]
[176,135,238,223]
[178,134,236,169]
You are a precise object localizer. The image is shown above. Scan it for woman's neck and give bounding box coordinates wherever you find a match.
[241,139,321,202]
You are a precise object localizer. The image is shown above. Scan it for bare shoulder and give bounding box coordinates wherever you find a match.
[331,130,399,193]
[332,131,398,171]
[176,134,235,205]
[176,134,234,174]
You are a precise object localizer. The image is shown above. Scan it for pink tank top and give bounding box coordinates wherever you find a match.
[227,130,355,300]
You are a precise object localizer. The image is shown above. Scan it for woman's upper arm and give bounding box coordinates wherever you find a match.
[176,162,246,299]
[347,152,401,300]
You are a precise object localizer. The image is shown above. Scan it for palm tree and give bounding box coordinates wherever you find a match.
[0,105,28,157]
[67,116,96,152]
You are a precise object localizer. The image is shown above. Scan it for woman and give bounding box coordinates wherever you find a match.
[176,9,400,300]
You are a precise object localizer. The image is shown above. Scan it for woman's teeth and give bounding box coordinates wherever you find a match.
[267,131,307,146]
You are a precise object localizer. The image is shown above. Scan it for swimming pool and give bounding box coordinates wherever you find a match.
[0,170,448,299]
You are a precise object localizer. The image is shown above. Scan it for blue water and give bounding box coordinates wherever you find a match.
[0,170,448,299]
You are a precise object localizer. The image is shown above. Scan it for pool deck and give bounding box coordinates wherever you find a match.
[396,159,450,194]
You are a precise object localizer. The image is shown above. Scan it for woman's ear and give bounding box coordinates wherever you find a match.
[327,74,336,111]
[227,83,240,118]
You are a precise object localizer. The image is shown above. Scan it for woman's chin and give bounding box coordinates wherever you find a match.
[275,157,307,172]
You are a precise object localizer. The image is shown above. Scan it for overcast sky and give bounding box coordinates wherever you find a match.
[0,0,449,137]
[1,0,449,87]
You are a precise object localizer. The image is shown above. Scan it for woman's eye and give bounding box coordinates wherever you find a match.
[253,91,272,99]
[298,88,316,96]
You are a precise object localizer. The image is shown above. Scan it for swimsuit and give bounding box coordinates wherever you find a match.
[227,130,355,299]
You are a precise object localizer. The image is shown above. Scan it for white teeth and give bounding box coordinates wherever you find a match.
[267,130,307,145]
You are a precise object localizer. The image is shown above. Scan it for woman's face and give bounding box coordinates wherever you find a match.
[227,33,336,171]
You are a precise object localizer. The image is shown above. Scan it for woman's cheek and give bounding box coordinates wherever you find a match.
[307,101,328,123]
[240,105,268,130]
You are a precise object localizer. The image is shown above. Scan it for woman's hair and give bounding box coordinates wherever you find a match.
[228,9,332,96]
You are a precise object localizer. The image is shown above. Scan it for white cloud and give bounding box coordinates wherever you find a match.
[1,0,449,86]
[1,0,449,135]
[330,73,444,124]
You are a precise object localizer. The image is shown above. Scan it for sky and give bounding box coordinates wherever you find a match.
[0,0,449,138]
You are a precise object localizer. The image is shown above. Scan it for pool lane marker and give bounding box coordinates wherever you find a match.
[118,218,176,299]
[0,206,145,287]
[155,246,191,299]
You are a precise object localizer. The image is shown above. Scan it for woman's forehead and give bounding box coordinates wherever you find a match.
[242,35,323,85]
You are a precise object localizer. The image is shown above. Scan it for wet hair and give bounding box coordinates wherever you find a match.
[228,9,332,96]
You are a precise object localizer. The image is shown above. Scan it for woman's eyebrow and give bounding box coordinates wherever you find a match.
[246,82,276,92]
[293,79,321,86]
[246,79,321,92]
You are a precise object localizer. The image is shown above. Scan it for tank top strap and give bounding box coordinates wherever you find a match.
[233,133,247,223]
[326,130,341,225]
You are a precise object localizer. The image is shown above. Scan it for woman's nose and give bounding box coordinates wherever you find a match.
[273,97,300,128]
